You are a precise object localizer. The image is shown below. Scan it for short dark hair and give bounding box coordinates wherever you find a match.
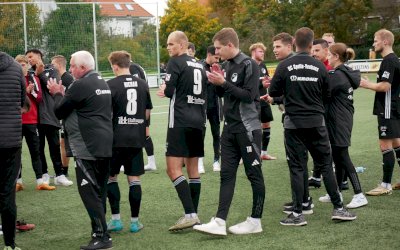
[295,27,314,50]
[313,38,329,48]
[25,49,43,59]
[188,42,196,51]
[207,45,216,55]
[273,32,293,45]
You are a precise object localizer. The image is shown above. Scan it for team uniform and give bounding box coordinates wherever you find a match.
[214,52,265,221]
[164,53,206,225]
[373,53,400,187]
[258,63,273,123]
[53,70,113,244]
[106,74,152,231]
[108,75,152,176]
[373,53,400,138]
[164,54,207,157]
[326,65,365,204]
[269,52,343,218]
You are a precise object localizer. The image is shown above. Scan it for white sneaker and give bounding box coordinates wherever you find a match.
[228,217,262,235]
[193,217,227,236]
[144,159,157,171]
[54,175,73,186]
[198,157,205,174]
[319,193,343,203]
[346,193,368,209]
[212,161,221,172]
[42,173,50,184]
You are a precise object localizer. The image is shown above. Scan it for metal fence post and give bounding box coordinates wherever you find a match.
[23,2,28,52]
[93,2,98,71]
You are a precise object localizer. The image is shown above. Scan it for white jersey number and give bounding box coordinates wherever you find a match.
[193,69,202,95]
[126,88,137,115]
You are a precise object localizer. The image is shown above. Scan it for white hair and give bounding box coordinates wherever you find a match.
[71,50,95,70]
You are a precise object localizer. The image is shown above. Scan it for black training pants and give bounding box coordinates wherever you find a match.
[75,158,110,238]
[285,127,342,213]
[216,129,265,220]
[206,107,221,161]
[22,124,43,179]
[0,147,21,248]
[38,124,62,176]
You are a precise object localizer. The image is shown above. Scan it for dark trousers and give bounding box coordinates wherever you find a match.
[206,107,221,161]
[332,146,362,194]
[39,124,62,176]
[284,136,310,203]
[0,147,21,248]
[216,129,265,220]
[75,158,110,239]
[285,127,342,213]
[22,124,43,179]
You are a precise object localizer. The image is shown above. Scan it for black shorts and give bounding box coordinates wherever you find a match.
[260,105,274,123]
[110,147,144,176]
[377,116,400,139]
[166,127,204,157]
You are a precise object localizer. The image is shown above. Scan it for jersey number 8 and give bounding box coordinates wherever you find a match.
[193,68,202,95]
[126,88,137,115]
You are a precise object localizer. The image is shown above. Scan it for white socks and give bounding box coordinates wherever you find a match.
[112,214,121,220]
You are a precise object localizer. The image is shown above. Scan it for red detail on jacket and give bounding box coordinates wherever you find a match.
[22,75,42,124]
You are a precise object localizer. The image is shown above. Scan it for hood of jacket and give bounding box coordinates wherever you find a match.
[0,52,15,72]
[337,64,361,90]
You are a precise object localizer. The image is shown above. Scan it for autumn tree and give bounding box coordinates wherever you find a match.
[160,0,222,60]
[0,0,41,57]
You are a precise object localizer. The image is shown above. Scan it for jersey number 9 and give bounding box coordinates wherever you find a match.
[126,88,137,115]
[193,69,202,95]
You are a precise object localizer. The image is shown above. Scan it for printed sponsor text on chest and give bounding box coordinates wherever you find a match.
[287,64,319,72]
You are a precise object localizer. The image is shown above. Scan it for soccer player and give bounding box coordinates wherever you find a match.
[268,27,356,226]
[193,28,265,235]
[48,51,113,250]
[250,42,276,160]
[157,31,206,231]
[106,51,153,233]
[201,45,222,172]
[51,55,74,177]
[129,62,157,171]
[360,29,400,195]
[318,43,368,208]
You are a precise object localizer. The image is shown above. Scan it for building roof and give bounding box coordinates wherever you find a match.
[83,0,153,17]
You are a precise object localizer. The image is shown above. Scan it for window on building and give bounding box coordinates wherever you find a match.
[114,4,123,10]
[126,4,134,11]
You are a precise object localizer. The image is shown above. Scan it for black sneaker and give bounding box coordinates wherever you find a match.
[80,237,112,250]
[280,213,307,226]
[283,199,314,215]
[341,181,349,190]
[308,178,321,188]
[331,208,356,221]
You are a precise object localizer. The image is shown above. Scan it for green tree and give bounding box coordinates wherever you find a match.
[302,0,372,44]
[0,0,41,57]
[42,0,102,61]
[160,0,222,60]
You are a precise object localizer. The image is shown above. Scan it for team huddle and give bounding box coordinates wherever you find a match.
[1,26,399,250]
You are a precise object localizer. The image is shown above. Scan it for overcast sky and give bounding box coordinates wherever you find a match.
[134,0,168,17]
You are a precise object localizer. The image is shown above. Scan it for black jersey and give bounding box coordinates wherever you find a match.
[107,75,153,148]
[269,52,329,128]
[164,54,206,129]
[373,53,400,119]
[326,64,360,146]
[61,71,74,90]
[129,63,147,82]
[258,63,270,107]
[216,52,261,133]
